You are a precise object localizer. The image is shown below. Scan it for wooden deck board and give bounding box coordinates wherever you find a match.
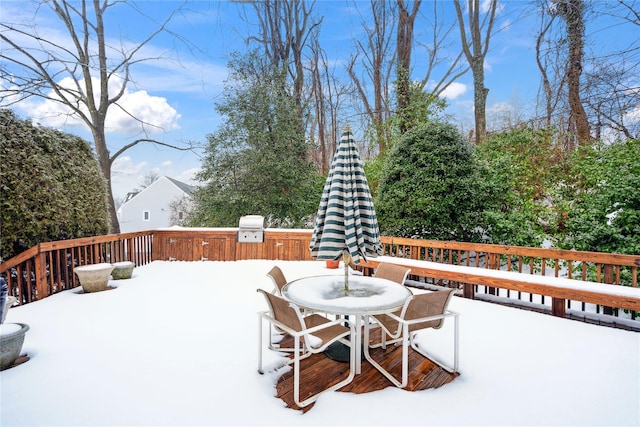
[272,329,459,412]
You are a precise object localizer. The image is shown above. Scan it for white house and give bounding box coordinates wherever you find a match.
[117,176,196,233]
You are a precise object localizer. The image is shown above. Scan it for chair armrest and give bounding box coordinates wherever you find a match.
[386,309,459,327]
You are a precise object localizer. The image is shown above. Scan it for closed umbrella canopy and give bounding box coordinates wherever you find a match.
[309,127,382,266]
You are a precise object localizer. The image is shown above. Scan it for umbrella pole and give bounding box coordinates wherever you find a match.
[343,252,351,292]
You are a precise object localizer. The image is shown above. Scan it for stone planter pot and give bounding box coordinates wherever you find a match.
[2,296,18,324]
[74,263,115,293]
[0,323,29,370]
[111,262,134,280]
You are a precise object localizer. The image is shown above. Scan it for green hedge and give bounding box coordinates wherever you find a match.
[0,109,109,261]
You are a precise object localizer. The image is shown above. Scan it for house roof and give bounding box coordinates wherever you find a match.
[118,176,195,211]
[165,176,196,195]
[122,191,140,203]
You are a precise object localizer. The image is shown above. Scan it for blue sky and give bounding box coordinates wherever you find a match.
[1,0,637,202]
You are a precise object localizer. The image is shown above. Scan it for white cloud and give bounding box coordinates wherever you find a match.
[481,0,505,15]
[22,76,181,136]
[480,0,492,14]
[111,156,148,202]
[112,156,148,177]
[440,82,467,100]
[484,58,493,72]
[176,167,200,186]
[623,105,640,124]
[488,101,512,115]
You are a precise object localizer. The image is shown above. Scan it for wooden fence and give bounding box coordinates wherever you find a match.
[1,228,638,327]
[370,236,640,325]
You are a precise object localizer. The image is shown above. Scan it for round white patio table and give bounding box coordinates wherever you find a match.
[282,275,412,374]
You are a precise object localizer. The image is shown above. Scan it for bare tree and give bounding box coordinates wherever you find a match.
[535,2,560,128]
[138,171,160,190]
[242,0,322,122]
[309,34,329,173]
[453,0,498,144]
[583,0,640,140]
[554,0,591,145]
[396,0,421,134]
[415,1,469,100]
[600,0,640,26]
[308,34,352,173]
[0,0,191,233]
[397,1,469,134]
[347,0,397,155]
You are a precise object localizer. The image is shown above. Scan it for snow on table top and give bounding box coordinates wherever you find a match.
[283,275,412,315]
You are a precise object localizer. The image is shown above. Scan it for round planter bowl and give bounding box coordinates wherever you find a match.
[0,323,29,370]
[74,263,115,293]
[2,296,18,324]
[111,262,135,280]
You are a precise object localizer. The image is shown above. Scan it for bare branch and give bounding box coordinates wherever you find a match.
[0,0,188,233]
[110,139,195,167]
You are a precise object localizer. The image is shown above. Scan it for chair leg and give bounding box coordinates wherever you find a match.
[293,333,356,408]
[367,323,402,350]
[258,313,264,374]
[363,316,409,388]
[409,313,459,374]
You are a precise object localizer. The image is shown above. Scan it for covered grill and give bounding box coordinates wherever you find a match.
[237,215,265,243]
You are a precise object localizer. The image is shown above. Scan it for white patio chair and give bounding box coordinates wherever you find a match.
[265,266,294,352]
[266,266,320,352]
[364,288,459,388]
[375,262,411,286]
[257,288,356,408]
[267,266,287,296]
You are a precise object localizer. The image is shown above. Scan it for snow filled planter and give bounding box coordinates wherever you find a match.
[2,296,17,324]
[0,323,29,370]
[74,263,115,293]
[111,262,134,280]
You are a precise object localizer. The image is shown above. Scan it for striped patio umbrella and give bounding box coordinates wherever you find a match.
[309,126,382,290]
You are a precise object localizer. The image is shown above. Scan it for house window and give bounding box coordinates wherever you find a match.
[143,210,150,221]
[178,211,184,220]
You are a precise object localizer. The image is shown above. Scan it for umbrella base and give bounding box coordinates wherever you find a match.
[324,341,364,363]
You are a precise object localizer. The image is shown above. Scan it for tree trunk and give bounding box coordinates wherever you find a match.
[473,68,489,144]
[454,0,497,145]
[556,0,590,145]
[347,0,395,156]
[396,0,421,134]
[92,128,120,233]
[535,11,555,128]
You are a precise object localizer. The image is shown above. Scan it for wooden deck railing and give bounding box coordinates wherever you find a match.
[1,228,638,327]
[0,231,154,305]
[371,236,640,324]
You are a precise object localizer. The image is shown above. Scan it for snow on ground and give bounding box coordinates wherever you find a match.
[1,260,638,426]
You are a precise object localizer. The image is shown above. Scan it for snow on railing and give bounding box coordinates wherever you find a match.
[1,229,638,329]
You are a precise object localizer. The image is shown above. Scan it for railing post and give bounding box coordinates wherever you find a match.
[552,298,566,318]
[487,253,498,295]
[462,283,475,299]
[603,264,614,316]
[35,246,48,300]
[127,238,134,263]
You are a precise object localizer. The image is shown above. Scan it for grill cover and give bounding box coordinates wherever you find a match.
[237,215,264,243]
